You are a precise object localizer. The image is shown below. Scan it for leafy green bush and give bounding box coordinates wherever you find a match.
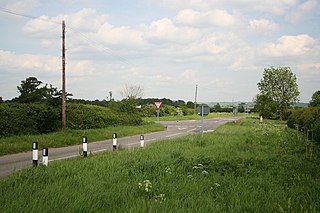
[287,107,320,142]
[0,103,60,137]
[0,103,142,137]
[66,103,142,129]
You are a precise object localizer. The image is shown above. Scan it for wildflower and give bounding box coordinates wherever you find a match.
[214,182,220,187]
[154,193,166,203]
[165,167,172,174]
[138,180,152,193]
[202,170,209,175]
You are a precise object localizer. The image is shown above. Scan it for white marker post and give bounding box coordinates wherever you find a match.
[113,133,117,150]
[42,148,48,166]
[82,136,88,157]
[32,141,38,167]
[260,116,263,124]
[140,135,145,147]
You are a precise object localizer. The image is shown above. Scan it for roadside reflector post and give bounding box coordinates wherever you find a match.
[42,148,48,166]
[82,136,88,157]
[32,141,38,167]
[260,116,263,124]
[140,135,145,147]
[113,133,117,150]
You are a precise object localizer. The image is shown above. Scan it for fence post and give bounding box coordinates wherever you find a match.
[42,148,48,166]
[32,141,38,167]
[140,135,145,147]
[82,136,88,157]
[113,133,117,150]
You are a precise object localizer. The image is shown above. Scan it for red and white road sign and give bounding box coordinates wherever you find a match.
[153,101,163,110]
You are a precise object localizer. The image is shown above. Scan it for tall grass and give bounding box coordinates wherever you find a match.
[0,123,165,156]
[1,119,319,212]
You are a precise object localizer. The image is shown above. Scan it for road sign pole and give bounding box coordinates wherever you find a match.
[157,110,160,122]
[201,105,204,134]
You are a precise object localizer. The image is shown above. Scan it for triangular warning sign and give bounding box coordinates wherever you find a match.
[153,101,163,110]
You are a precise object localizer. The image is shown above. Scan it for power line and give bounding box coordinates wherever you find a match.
[0,7,60,25]
[0,7,135,67]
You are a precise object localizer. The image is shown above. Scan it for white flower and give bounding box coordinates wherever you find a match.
[202,170,209,175]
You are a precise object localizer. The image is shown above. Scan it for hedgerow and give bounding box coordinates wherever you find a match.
[287,107,320,143]
[0,103,142,137]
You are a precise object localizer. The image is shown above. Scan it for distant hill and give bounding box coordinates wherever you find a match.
[205,102,254,108]
[206,101,309,108]
[295,102,308,108]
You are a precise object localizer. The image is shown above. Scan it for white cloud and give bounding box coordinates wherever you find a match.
[175,9,236,27]
[0,50,95,77]
[0,50,59,73]
[2,0,38,13]
[263,34,316,57]
[249,19,279,32]
[287,0,318,22]
[152,0,299,14]
[146,18,200,43]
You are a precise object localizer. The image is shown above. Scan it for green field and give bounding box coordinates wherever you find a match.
[0,123,165,156]
[1,119,319,212]
[143,112,253,122]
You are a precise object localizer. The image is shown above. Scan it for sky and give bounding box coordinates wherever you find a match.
[0,0,319,103]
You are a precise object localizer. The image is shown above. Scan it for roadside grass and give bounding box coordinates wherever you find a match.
[0,123,165,156]
[1,118,319,212]
[143,112,255,122]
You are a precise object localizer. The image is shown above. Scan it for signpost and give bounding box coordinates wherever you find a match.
[197,104,210,134]
[153,101,163,122]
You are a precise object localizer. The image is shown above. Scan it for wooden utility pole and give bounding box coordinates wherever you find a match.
[61,20,66,129]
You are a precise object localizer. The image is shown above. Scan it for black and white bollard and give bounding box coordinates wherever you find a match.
[32,141,38,167]
[260,116,264,123]
[42,148,48,166]
[112,133,117,150]
[82,136,88,157]
[140,135,145,148]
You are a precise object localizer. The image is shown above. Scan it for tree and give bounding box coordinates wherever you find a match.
[120,84,144,100]
[309,90,320,107]
[256,67,299,119]
[16,77,45,103]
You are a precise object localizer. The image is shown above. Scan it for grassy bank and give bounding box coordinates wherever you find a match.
[0,123,165,156]
[1,119,319,212]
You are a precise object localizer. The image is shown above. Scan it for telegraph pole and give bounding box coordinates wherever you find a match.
[61,20,66,129]
[194,84,198,114]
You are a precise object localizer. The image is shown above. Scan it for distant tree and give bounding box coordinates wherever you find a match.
[186,101,194,109]
[256,67,300,119]
[309,90,320,107]
[16,77,45,103]
[0,97,3,103]
[213,103,222,112]
[14,76,69,104]
[120,84,144,100]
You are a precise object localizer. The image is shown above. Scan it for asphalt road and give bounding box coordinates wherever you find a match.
[0,117,240,179]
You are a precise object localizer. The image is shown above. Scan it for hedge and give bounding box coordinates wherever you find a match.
[287,107,320,143]
[0,103,142,138]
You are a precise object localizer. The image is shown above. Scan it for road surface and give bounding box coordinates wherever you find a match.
[0,117,239,179]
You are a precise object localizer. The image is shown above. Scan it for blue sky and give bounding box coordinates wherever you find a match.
[0,0,319,103]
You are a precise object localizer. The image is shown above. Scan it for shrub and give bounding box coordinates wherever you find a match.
[287,107,320,142]
[0,103,142,137]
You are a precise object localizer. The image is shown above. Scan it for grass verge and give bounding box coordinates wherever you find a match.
[0,123,165,156]
[143,112,255,122]
[0,119,319,212]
